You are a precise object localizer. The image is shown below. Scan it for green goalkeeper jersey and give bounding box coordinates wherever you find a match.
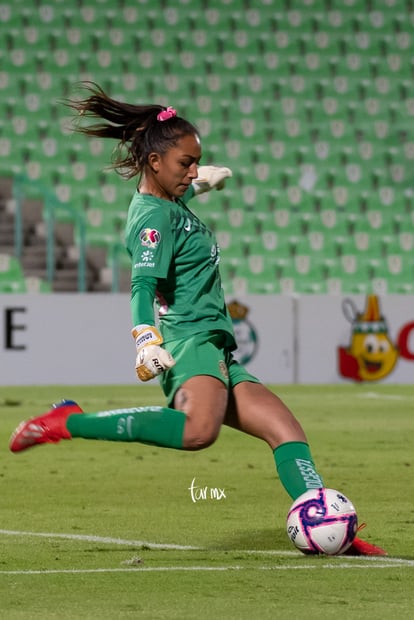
[125,189,236,348]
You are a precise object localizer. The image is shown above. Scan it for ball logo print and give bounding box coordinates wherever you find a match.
[286,488,358,555]
[139,228,161,249]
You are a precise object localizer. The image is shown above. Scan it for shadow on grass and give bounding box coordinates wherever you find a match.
[207,527,290,552]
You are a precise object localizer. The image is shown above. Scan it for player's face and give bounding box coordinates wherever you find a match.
[152,134,202,200]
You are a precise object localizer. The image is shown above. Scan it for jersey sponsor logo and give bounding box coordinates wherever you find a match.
[134,250,155,269]
[140,228,161,248]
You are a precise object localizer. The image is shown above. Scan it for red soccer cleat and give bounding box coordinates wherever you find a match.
[9,399,83,453]
[344,524,387,556]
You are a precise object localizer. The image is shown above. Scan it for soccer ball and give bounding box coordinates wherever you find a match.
[286,488,358,555]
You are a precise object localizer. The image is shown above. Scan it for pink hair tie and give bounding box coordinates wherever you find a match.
[157,106,177,121]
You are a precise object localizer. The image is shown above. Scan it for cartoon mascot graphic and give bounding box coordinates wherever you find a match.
[338,294,399,382]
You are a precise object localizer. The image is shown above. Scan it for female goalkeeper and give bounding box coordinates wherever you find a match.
[9,83,384,556]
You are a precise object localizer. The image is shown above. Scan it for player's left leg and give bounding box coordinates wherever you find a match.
[224,380,387,556]
[223,380,324,499]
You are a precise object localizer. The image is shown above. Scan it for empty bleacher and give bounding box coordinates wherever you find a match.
[0,0,413,293]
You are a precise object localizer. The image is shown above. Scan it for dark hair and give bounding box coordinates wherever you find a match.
[66,82,199,179]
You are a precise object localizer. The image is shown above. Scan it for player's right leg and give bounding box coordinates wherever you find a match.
[8,379,227,453]
[10,400,83,452]
[9,398,189,452]
[9,334,230,454]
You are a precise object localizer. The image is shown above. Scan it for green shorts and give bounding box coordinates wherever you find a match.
[160,331,260,406]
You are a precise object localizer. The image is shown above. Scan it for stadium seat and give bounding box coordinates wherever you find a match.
[0,254,27,292]
[384,253,413,278]
[340,231,385,258]
[387,232,414,254]
[82,208,124,248]
[384,278,414,294]
[2,0,414,294]
[25,276,52,293]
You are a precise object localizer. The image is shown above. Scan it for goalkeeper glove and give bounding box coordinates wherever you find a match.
[132,325,176,382]
[192,165,232,195]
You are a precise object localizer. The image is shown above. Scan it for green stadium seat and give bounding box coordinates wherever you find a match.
[2,0,413,294]
[217,29,259,55]
[268,207,303,234]
[253,141,292,168]
[298,240,327,267]
[301,30,341,56]
[340,232,384,259]
[383,253,413,278]
[245,254,278,280]
[309,207,350,240]
[353,211,395,242]
[278,268,329,295]
[224,208,256,232]
[248,277,281,294]
[0,254,27,292]
[221,267,249,296]
[61,7,108,30]
[329,252,374,282]
[330,52,372,79]
[197,209,229,235]
[0,3,23,27]
[280,252,326,280]
[384,277,414,294]
[310,118,356,145]
[215,230,237,255]
[0,276,26,293]
[25,276,52,293]
[368,276,390,295]
[325,273,372,295]
[244,230,288,256]
[82,208,124,248]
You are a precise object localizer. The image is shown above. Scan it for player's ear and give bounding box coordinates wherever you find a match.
[148,152,161,173]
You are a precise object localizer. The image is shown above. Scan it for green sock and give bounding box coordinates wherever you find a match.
[274,441,324,500]
[66,406,186,450]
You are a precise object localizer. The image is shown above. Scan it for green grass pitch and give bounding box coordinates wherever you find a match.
[0,384,413,619]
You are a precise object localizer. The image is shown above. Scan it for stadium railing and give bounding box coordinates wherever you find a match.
[12,173,88,292]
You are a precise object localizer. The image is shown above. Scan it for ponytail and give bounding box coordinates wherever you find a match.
[66,82,199,179]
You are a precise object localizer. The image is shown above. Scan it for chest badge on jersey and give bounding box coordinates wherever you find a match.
[140,228,161,248]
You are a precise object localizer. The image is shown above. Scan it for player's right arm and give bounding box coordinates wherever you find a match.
[126,203,176,382]
[130,275,175,382]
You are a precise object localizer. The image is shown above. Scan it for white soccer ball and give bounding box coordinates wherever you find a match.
[286,488,358,555]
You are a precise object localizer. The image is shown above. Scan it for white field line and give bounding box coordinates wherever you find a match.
[0,529,200,551]
[1,529,413,572]
[1,562,414,575]
[358,392,409,401]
